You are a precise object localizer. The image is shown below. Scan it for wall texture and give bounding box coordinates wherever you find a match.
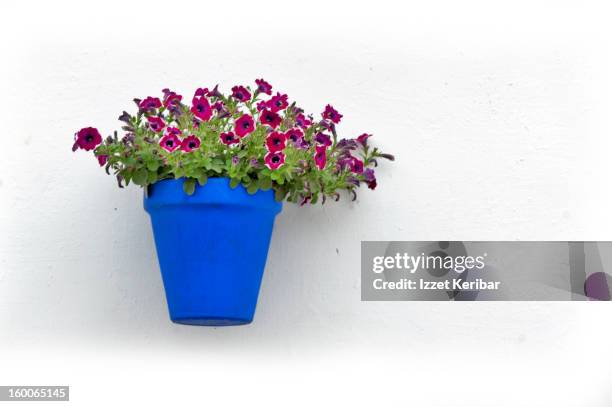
[1,1,612,405]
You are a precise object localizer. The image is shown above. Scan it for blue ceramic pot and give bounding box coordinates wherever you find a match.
[144,178,282,326]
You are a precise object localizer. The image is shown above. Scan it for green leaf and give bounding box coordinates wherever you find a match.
[246,183,258,195]
[174,168,185,178]
[274,188,287,202]
[197,173,208,186]
[146,160,159,172]
[148,171,158,184]
[183,178,196,195]
[258,177,272,191]
[132,168,148,186]
[229,178,240,189]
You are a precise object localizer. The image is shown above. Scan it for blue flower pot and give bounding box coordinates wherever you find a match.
[144,178,282,326]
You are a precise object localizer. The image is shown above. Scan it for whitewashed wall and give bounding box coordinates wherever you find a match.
[1,0,612,405]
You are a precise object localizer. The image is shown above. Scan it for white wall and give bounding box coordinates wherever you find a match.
[1,0,612,405]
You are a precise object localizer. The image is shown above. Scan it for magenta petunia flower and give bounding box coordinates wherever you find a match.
[314,145,327,170]
[212,101,224,112]
[285,128,304,146]
[295,113,312,129]
[159,133,181,152]
[162,89,183,113]
[314,132,332,147]
[322,104,343,124]
[97,154,108,166]
[356,133,371,146]
[256,100,268,111]
[73,127,102,151]
[265,131,287,152]
[231,85,251,102]
[139,96,162,111]
[255,79,272,95]
[364,168,377,189]
[234,114,255,138]
[220,131,240,146]
[191,96,212,121]
[181,135,201,152]
[166,127,181,136]
[208,85,223,98]
[265,151,285,170]
[267,92,288,112]
[260,109,282,129]
[194,87,210,98]
[351,157,364,174]
[147,116,166,133]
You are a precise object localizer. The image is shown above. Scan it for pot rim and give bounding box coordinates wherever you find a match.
[143,177,282,214]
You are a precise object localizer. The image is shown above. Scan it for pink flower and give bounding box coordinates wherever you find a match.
[260,109,282,129]
[351,157,364,174]
[364,168,377,190]
[267,92,288,112]
[139,96,162,111]
[166,127,181,136]
[73,127,102,151]
[159,133,181,152]
[256,100,267,111]
[97,154,108,166]
[147,116,166,133]
[234,114,255,137]
[265,151,285,170]
[265,131,287,152]
[181,135,201,152]
[212,101,224,112]
[314,145,327,170]
[322,104,342,124]
[162,89,183,113]
[295,113,312,129]
[285,128,304,146]
[191,96,212,121]
[314,132,332,147]
[220,131,240,146]
[194,88,210,97]
[255,78,272,95]
[231,85,251,102]
[356,133,371,146]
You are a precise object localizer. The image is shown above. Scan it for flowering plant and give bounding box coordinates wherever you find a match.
[72,79,394,204]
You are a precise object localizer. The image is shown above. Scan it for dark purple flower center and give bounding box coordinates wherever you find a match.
[272,155,280,163]
[273,138,281,145]
[243,121,251,129]
[85,135,94,142]
[189,141,196,148]
[166,140,174,147]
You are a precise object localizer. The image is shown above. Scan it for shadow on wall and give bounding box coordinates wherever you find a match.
[2,172,367,353]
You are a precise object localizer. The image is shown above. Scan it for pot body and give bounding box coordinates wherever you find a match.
[144,178,282,326]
